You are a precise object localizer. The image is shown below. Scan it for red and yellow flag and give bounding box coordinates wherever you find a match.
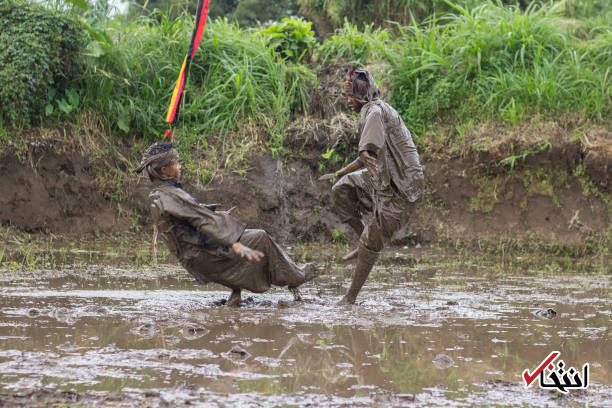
[165,0,210,128]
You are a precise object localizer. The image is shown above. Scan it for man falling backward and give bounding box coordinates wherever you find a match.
[134,142,318,307]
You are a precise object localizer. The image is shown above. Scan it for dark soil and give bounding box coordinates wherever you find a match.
[0,140,121,234]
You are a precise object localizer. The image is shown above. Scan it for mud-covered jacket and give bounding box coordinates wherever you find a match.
[358,99,424,202]
[148,180,246,263]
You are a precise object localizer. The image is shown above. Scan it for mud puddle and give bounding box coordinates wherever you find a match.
[0,263,610,407]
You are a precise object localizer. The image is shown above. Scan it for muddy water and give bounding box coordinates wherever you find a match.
[0,263,610,407]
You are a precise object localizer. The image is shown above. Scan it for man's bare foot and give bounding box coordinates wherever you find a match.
[288,286,302,301]
[341,248,358,263]
[301,262,319,281]
[227,288,241,307]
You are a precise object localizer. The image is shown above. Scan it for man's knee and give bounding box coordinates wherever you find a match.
[360,222,385,253]
[331,181,347,205]
[240,229,269,248]
[360,230,384,253]
[357,242,380,265]
[331,181,357,219]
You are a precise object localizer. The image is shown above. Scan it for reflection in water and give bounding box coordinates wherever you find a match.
[0,265,610,407]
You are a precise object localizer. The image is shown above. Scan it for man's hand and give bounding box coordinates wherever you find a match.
[232,242,264,262]
[359,150,378,172]
[318,173,336,181]
[344,80,353,96]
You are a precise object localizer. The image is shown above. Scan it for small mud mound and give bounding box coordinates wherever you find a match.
[222,346,251,360]
[130,323,158,339]
[181,323,209,340]
[534,308,557,319]
[285,113,358,151]
[432,354,455,369]
[307,63,350,119]
[48,307,77,324]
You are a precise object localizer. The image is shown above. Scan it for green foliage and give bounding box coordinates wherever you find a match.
[564,0,612,20]
[130,0,300,28]
[498,141,552,170]
[260,18,317,63]
[298,0,486,34]
[232,0,299,26]
[321,147,341,164]
[77,15,313,141]
[0,0,86,124]
[317,19,391,65]
[331,228,346,244]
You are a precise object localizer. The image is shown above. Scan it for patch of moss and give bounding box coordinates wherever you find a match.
[468,173,513,213]
[574,164,612,219]
[522,167,569,207]
[469,166,571,213]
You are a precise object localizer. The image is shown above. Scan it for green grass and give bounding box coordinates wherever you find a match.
[77,15,313,149]
[3,1,610,157]
[386,1,611,133]
[317,19,393,65]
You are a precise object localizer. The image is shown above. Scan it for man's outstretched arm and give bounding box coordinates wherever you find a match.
[318,150,378,181]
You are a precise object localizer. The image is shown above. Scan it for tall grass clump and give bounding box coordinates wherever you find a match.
[388,1,611,133]
[184,19,313,145]
[317,19,392,65]
[77,13,313,145]
[77,10,191,136]
[298,0,488,35]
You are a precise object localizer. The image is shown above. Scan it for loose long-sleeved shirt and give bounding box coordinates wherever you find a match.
[148,180,306,292]
[358,99,424,202]
[149,180,246,262]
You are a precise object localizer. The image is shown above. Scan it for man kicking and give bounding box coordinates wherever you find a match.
[320,68,424,305]
[135,142,317,306]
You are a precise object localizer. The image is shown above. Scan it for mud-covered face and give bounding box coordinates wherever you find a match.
[344,77,363,112]
[344,68,380,112]
[160,160,181,181]
[347,94,363,112]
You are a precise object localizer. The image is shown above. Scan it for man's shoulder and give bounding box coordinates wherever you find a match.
[149,182,189,201]
[360,100,384,121]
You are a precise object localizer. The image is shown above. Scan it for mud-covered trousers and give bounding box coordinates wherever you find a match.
[331,169,414,261]
[180,229,307,293]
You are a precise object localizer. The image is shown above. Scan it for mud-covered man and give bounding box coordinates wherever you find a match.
[135,142,317,306]
[320,68,424,305]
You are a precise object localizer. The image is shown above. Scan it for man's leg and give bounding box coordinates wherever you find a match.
[288,263,317,301]
[338,192,408,304]
[337,244,379,305]
[227,288,241,307]
[331,170,373,261]
[237,230,318,289]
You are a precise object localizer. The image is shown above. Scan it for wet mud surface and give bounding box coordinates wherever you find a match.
[0,261,610,407]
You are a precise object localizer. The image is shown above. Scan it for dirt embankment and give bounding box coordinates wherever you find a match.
[1,64,610,250]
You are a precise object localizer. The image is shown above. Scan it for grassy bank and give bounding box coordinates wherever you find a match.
[2,1,609,147]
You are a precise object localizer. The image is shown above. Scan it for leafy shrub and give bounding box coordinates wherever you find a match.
[0,0,85,124]
[259,17,317,63]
